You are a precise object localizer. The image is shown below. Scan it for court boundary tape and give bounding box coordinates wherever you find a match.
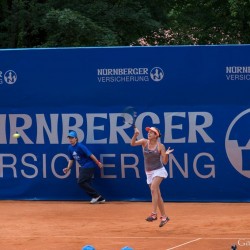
[166,238,201,250]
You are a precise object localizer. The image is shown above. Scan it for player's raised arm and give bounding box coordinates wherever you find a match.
[130,127,146,146]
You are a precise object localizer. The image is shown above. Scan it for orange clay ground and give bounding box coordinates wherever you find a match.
[0,201,249,250]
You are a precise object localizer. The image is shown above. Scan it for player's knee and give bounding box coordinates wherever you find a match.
[150,186,157,194]
[78,181,87,188]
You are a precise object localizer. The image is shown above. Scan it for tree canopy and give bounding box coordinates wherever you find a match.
[0,0,249,48]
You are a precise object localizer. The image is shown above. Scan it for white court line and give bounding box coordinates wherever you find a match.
[0,236,246,239]
[166,238,202,250]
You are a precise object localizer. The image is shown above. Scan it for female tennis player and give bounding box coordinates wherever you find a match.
[130,126,174,227]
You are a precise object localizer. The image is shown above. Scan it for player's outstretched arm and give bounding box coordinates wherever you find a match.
[130,128,146,146]
[161,145,174,165]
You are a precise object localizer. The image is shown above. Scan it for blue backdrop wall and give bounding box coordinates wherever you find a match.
[0,45,250,201]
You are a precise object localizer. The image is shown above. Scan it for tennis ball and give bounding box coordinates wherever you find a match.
[13,133,21,139]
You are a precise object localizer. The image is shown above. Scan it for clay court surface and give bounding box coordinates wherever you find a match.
[0,201,249,250]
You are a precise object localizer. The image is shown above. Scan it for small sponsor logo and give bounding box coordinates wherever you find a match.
[0,70,17,85]
[97,67,164,84]
[226,66,250,81]
[225,109,250,178]
[238,238,250,247]
[4,70,17,84]
[150,67,164,82]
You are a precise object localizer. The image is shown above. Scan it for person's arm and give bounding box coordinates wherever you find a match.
[63,159,74,174]
[130,127,146,146]
[90,154,103,169]
[161,144,174,165]
[79,143,103,169]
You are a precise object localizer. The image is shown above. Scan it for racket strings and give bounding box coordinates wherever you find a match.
[122,106,137,127]
[123,113,134,125]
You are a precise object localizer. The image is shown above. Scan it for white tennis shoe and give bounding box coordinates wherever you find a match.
[90,196,105,204]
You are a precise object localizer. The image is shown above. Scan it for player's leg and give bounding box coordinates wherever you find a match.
[151,176,170,227]
[145,183,158,221]
[151,176,163,213]
[156,182,170,227]
[145,171,158,221]
[146,176,162,221]
[77,168,105,203]
[157,187,166,216]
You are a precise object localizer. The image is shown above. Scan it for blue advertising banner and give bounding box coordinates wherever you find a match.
[0,45,250,201]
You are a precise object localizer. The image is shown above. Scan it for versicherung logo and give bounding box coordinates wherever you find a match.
[226,66,250,81]
[0,70,17,85]
[225,108,250,178]
[97,67,165,83]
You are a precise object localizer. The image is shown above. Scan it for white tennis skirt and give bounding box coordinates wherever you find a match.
[145,167,168,185]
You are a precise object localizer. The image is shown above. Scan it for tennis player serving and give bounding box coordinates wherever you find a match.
[130,126,174,227]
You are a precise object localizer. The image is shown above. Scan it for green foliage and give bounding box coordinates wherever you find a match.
[157,0,250,45]
[0,0,47,48]
[0,0,163,47]
[0,0,250,48]
[41,8,118,47]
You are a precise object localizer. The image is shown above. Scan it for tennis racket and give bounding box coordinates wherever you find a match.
[121,106,137,128]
